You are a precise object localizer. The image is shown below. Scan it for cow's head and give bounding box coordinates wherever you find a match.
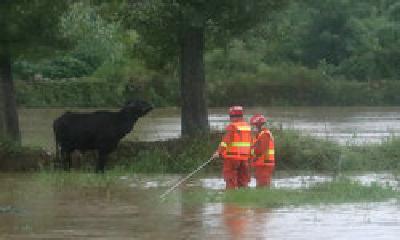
[122,100,153,118]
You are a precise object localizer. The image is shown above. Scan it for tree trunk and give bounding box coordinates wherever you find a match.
[180,26,209,137]
[0,47,21,143]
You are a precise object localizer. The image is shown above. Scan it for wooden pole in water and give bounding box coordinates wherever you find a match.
[160,155,216,201]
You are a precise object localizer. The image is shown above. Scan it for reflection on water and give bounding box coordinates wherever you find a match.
[19,106,400,151]
[1,173,399,239]
[202,201,400,240]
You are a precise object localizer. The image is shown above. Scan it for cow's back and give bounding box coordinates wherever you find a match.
[53,111,120,151]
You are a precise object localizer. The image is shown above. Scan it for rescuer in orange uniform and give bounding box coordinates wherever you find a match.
[213,106,252,189]
[250,114,275,187]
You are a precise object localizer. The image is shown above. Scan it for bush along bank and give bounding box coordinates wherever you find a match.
[15,78,179,108]
[208,78,400,107]
[15,77,400,108]
[0,139,51,171]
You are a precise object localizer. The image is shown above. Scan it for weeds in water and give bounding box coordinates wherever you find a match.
[35,170,126,188]
[219,178,399,207]
[179,178,400,207]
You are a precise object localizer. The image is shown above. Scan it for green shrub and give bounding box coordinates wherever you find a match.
[15,78,178,107]
[342,138,400,171]
[41,56,95,79]
[0,138,22,156]
[274,129,342,171]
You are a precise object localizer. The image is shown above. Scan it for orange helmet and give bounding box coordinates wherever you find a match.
[250,114,266,126]
[229,106,243,116]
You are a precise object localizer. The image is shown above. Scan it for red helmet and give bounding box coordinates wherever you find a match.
[229,106,243,116]
[250,114,266,126]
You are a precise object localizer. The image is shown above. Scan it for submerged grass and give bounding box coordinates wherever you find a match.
[15,172,400,208]
[182,178,399,207]
[223,180,399,207]
[35,170,126,188]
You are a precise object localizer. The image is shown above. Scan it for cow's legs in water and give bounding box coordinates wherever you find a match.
[60,149,66,170]
[61,149,72,171]
[96,151,107,173]
[66,151,72,171]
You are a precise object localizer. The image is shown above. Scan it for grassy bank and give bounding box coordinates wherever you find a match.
[0,139,50,171]
[106,130,342,173]
[110,129,400,173]
[2,130,400,173]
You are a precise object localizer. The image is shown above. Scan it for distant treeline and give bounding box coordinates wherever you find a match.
[14,0,400,107]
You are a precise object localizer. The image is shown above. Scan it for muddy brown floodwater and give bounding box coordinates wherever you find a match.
[1,173,399,240]
[10,107,400,239]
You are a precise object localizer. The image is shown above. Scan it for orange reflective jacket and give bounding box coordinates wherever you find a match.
[251,127,275,167]
[218,120,252,161]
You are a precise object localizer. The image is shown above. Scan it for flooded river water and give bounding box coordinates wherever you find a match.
[11,107,400,239]
[1,173,399,240]
[19,106,400,150]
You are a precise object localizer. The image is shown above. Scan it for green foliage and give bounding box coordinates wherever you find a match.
[274,129,400,172]
[0,138,50,171]
[0,138,22,156]
[110,134,221,173]
[16,80,127,107]
[3,128,400,172]
[0,1,70,56]
[342,138,400,171]
[274,129,341,171]
[40,56,94,79]
[60,2,126,66]
[207,64,400,106]
[101,131,400,173]
[14,2,129,80]
[15,78,179,107]
[126,0,289,68]
[11,0,400,108]
[240,0,400,81]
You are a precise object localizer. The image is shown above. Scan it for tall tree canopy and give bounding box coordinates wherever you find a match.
[126,0,289,136]
[0,0,70,143]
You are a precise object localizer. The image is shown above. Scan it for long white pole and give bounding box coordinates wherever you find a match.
[160,155,216,200]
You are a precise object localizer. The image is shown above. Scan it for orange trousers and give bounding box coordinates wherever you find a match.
[254,166,274,187]
[223,160,250,189]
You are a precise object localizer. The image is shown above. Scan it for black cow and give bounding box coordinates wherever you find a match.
[53,100,153,172]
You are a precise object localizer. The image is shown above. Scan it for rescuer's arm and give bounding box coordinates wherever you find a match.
[251,137,261,163]
[266,131,275,167]
[213,125,234,158]
[252,138,262,155]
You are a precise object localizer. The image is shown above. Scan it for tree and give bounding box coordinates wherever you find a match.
[126,0,289,137]
[0,0,70,143]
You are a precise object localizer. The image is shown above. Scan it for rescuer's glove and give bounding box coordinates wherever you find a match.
[212,151,220,159]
